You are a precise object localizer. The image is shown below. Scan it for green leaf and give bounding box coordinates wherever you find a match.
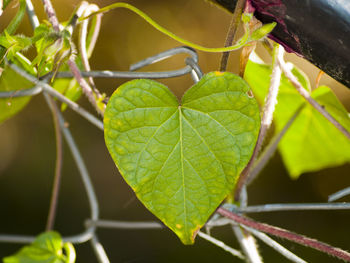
[279,86,350,178]
[53,78,81,111]
[0,31,32,60]
[3,231,75,263]
[0,65,33,125]
[52,58,84,111]
[244,59,350,178]
[104,72,260,244]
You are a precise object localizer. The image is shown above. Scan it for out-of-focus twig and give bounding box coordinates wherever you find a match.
[44,93,63,231]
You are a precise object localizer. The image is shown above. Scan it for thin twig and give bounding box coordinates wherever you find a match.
[67,59,104,115]
[232,226,262,263]
[197,231,245,260]
[218,208,350,261]
[237,202,350,213]
[79,3,101,97]
[130,46,198,70]
[329,187,350,202]
[247,104,305,185]
[186,57,203,82]
[277,56,350,140]
[242,225,307,263]
[86,219,245,259]
[86,219,163,230]
[235,44,284,201]
[56,68,192,79]
[44,93,63,231]
[219,0,246,71]
[7,62,103,130]
[41,0,60,31]
[25,0,40,28]
[56,109,99,244]
[0,85,42,97]
[90,234,110,263]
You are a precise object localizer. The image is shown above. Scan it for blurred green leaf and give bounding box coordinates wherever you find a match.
[0,31,32,60]
[104,72,260,244]
[52,58,84,111]
[0,64,33,124]
[53,77,81,111]
[245,59,350,178]
[279,86,350,178]
[3,231,75,263]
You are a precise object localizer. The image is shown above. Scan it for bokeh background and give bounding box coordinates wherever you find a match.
[0,0,349,262]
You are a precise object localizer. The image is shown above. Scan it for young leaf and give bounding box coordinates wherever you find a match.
[104,72,260,244]
[244,59,350,178]
[0,64,33,125]
[3,231,76,263]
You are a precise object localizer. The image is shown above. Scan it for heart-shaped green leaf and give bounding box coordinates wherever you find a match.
[104,72,260,244]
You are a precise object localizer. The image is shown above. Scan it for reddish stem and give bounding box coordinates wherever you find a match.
[217,207,350,262]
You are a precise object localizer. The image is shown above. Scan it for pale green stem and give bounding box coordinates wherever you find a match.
[79,2,274,53]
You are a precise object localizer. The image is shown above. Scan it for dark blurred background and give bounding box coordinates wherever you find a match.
[0,0,349,262]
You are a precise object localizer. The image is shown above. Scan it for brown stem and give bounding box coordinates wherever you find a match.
[219,0,246,72]
[217,208,350,262]
[45,94,63,231]
[41,0,60,32]
[67,59,104,115]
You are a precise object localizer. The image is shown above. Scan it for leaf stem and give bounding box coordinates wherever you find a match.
[218,207,350,261]
[6,0,26,34]
[277,54,350,140]
[7,62,104,130]
[247,104,304,185]
[41,0,60,32]
[79,3,102,98]
[80,2,252,53]
[67,59,104,115]
[197,231,245,259]
[328,187,350,202]
[25,0,40,29]
[232,225,262,263]
[219,0,246,71]
[44,93,63,231]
